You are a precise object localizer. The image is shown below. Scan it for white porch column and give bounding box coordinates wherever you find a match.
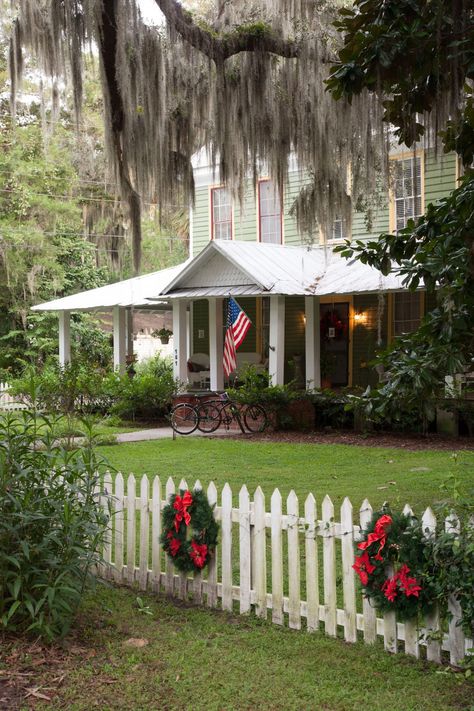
[58,310,71,366]
[209,298,224,391]
[305,296,321,390]
[269,295,285,386]
[125,308,134,358]
[113,306,126,374]
[173,300,188,383]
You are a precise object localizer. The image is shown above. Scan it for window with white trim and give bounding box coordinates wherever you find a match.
[258,180,282,244]
[393,156,423,232]
[211,187,232,240]
[393,292,422,336]
[328,218,344,242]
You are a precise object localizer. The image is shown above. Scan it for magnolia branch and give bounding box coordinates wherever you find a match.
[153,0,300,61]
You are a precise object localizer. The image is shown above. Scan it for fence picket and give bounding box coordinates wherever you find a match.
[151,476,161,592]
[206,482,218,608]
[445,513,465,666]
[165,477,175,595]
[359,499,376,643]
[239,485,251,615]
[126,474,136,584]
[422,507,441,662]
[114,473,124,583]
[341,498,357,643]
[322,495,336,637]
[304,494,319,632]
[287,490,301,630]
[271,489,284,625]
[402,504,419,658]
[253,487,267,619]
[139,476,150,591]
[102,472,113,579]
[193,480,203,603]
[221,483,233,611]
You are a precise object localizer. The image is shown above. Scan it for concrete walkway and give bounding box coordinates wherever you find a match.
[116,426,242,443]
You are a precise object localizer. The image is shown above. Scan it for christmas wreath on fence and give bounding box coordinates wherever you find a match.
[161,489,219,573]
[353,508,436,620]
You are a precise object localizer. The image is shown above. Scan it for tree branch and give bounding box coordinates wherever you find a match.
[154,0,300,61]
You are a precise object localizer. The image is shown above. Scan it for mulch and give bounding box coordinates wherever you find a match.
[222,429,474,451]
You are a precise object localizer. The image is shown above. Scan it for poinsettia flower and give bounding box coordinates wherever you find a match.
[352,551,376,586]
[169,537,181,557]
[189,540,208,569]
[382,576,398,602]
[397,565,422,597]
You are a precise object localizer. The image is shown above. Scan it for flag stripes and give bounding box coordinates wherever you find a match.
[223,298,251,377]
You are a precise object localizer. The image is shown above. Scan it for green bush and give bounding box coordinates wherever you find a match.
[108,355,178,420]
[228,364,297,429]
[0,411,109,640]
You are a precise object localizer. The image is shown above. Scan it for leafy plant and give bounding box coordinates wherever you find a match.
[228,364,297,429]
[0,408,109,640]
[108,354,178,420]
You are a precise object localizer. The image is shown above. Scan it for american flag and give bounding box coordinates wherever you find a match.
[223,297,251,377]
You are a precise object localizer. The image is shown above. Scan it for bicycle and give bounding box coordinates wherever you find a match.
[196,393,268,434]
[170,402,199,435]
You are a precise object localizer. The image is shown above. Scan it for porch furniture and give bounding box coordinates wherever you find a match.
[187,353,210,388]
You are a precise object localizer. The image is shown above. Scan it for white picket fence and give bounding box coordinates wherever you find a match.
[97,474,472,665]
[0,382,26,411]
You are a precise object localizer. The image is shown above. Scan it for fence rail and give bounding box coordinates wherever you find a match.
[98,474,472,665]
[0,382,26,411]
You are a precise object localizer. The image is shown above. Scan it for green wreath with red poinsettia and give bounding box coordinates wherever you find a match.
[160,489,219,573]
[354,507,436,620]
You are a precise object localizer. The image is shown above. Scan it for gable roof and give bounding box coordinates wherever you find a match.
[32,261,188,312]
[157,241,407,299]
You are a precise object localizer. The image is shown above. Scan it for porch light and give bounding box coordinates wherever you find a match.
[353,311,368,325]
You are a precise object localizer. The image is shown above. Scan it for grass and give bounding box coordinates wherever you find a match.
[99,438,474,512]
[3,583,471,711]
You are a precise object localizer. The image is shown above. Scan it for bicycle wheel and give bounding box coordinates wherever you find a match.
[196,401,222,433]
[170,403,199,435]
[243,404,268,433]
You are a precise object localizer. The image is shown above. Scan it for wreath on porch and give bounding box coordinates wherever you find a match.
[320,310,347,340]
[161,489,219,573]
[353,507,435,620]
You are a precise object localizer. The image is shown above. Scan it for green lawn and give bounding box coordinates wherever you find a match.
[7,584,470,711]
[100,438,474,512]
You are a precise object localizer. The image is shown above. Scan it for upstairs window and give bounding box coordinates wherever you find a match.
[393,292,422,336]
[258,180,282,244]
[328,218,344,242]
[211,187,232,240]
[393,156,423,232]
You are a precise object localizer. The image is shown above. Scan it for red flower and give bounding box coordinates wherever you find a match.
[353,551,376,586]
[173,490,193,531]
[358,514,393,561]
[169,537,181,557]
[382,576,398,602]
[189,540,208,569]
[397,564,422,598]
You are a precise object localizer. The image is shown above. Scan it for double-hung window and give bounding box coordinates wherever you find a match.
[211,187,232,240]
[393,292,422,336]
[258,180,282,244]
[393,156,423,232]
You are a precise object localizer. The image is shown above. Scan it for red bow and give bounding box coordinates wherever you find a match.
[173,491,193,531]
[357,514,392,561]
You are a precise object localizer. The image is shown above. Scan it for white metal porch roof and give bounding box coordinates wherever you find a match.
[31,261,188,312]
[156,241,407,299]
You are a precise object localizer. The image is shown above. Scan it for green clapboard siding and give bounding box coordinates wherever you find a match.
[284,296,306,383]
[425,151,456,206]
[192,187,211,256]
[352,294,388,389]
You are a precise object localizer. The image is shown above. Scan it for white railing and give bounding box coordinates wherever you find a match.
[98,474,472,665]
[0,382,26,411]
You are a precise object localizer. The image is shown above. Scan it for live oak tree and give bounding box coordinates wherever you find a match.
[9,0,474,411]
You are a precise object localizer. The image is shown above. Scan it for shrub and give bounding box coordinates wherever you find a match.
[228,364,297,429]
[108,354,178,420]
[0,412,109,640]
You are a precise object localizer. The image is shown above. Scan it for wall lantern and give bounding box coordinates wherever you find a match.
[353,311,368,325]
